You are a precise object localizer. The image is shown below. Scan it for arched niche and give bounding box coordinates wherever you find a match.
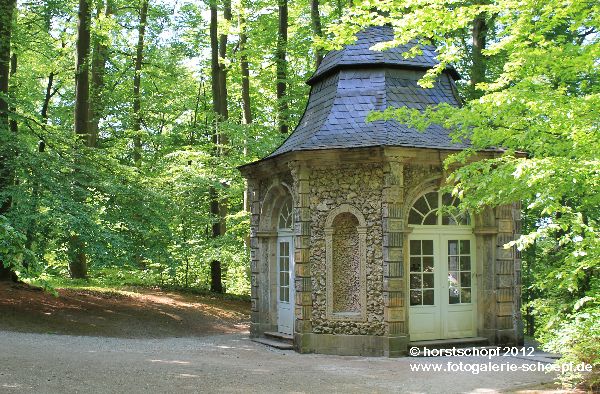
[325,204,367,321]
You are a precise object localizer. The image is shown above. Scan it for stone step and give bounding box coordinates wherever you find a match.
[264,331,294,344]
[252,337,294,350]
[409,337,490,356]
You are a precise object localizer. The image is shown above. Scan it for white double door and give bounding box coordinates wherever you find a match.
[277,235,295,335]
[408,231,477,341]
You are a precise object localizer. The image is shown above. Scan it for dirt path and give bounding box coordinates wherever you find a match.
[0,283,249,338]
[0,283,565,393]
[0,331,563,394]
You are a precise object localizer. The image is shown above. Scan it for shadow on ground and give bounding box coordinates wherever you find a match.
[0,282,249,338]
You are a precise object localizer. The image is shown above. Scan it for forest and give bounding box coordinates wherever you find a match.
[0,0,598,388]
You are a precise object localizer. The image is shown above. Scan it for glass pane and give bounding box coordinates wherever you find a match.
[408,209,424,225]
[423,273,434,288]
[461,213,471,225]
[448,256,458,271]
[442,193,454,207]
[448,271,459,292]
[280,287,285,301]
[280,242,285,255]
[460,256,471,271]
[449,288,460,304]
[423,257,434,272]
[442,214,457,225]
[460,240,470,254]
[410,257,421,272]
[280,272,286,284]
[413,196,429,217]
[423,212,437,225]
[461,288,471,303]
[410,240,421,256]
[423,240,433,255]
[425,192,439,209]
[423,289,434,305]
[448,240,458,255]
[410,290,422,306]
[410,274,422,289]
[278,199,293,229]
[461,272,471,287]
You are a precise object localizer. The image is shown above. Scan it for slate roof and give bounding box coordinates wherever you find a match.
[250,26,469,165]
[307,26,460,85]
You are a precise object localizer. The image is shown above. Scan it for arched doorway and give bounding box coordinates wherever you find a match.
[407,191,477,341]
[276,195,295,335]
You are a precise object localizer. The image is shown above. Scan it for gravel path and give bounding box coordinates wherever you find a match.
[0,330,558,393]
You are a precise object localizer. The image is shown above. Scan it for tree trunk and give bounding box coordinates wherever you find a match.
[276,0,288,134]
[41,72,55,123]
[208,0,228,294]
[89,0,113,148]
[132,0,148,166]
[239,7,252,125]
[310,0,324,68]
[470,13,488,99]
[239,3,252,250]
[70,0,92,279]
[0,0,17,282]
[9,53,16,133]
[218,0,231,121]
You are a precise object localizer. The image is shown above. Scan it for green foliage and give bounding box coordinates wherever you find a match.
[1,0,350,296]
[0,215,28,276]
[347,0,599,387]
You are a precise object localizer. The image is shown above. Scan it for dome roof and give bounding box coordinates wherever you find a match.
[244,26,469,167]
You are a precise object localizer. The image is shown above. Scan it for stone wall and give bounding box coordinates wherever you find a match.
[309,163,385,336]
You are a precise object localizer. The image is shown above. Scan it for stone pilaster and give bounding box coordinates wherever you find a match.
[382,157,408,356]
[495,203,522,344]
[247,178,261,337]
[289,161,312,350]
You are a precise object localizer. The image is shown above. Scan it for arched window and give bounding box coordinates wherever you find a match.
[408,191,470,226]
[278,196,293,230]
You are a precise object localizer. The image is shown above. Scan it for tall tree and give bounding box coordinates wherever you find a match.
[70,0,92,279]
[218,0,231,120]
[132,0,149,166]
[0,0,17,281]
[89,0,113,148]
[469,11,490,99]
[310,0,324,67]
[208,0,229,293]
[239,3,252,125]
[276,0,288,134]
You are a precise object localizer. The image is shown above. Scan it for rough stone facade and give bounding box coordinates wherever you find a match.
[310,163,384,336]
[240,147,523,357]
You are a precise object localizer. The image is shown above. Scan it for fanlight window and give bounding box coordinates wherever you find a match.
[278,197,294,230]
[408,191,470,226]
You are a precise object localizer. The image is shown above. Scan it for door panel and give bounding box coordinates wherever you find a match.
[409,233,476,340]
[444,236,476,339]
[277,236,294,335]
[408,238,441,341]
